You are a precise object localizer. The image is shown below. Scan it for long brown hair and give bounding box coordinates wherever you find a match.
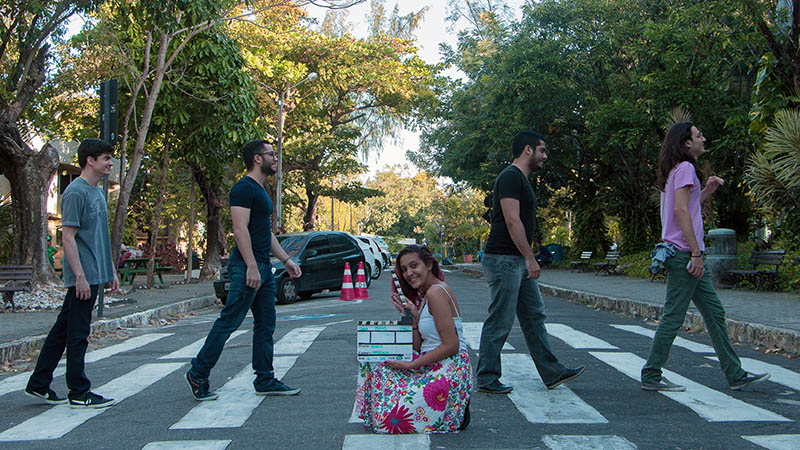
[656,122,704,191]
[394,245,445,306]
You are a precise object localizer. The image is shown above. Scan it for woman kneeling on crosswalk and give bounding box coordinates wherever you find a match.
[356,245,472,433]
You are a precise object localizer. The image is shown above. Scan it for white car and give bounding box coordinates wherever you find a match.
[371,236,392,267]
[356,236,384,279]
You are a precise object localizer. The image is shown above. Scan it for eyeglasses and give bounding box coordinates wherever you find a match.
[258,151,275,157]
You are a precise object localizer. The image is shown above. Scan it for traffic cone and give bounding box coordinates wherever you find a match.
[338,262,356,301]
[354,261,371,299]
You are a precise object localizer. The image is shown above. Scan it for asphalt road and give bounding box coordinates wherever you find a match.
[0,269,798,449]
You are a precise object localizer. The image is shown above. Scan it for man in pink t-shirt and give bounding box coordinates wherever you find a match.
[641,122,769,392]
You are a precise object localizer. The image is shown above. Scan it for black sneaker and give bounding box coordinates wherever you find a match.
[641,378,686,392]
[69,392,115,409]
[186,371,218,401]
[25,387,67,405]
[730,372,770,390]
[477,380,513,394]
[255,379,301,396]
[458,401,471,430]
[546,365,585,390]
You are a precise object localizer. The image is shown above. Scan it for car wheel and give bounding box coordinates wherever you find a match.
[277,277,298,304]
[371,261,382,280]
[360,263,372,288]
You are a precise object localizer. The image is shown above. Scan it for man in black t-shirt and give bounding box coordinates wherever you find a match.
[477,131,585,394]
[186,140,302,401]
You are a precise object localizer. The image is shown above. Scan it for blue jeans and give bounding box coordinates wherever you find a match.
[477,254,565,386]
[191,262,277,386]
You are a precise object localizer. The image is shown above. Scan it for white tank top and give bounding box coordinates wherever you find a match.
[418,283,468,353]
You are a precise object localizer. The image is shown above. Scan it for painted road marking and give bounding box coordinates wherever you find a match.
[543,435,638,449]
[0,333,172,398]
[706,356,800,391]
[142,440,231,450]
[169,357,297,429]
[0,363,185,441]
[342,434,430,449]
[462,322,514,351]
[741,434,800,450]
[502,353,607,424]
[545,324,618,349]
[610,324,714,353]
[159,331,248,360]
[590,352,791,422]
[275,326,325,355]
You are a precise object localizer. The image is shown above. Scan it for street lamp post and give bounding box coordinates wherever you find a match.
[262,72,318,229]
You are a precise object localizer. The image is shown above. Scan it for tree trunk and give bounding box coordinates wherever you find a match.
[0,123,60,285]
[146,128,170,287]
[304,186,319,231]
[192,165,224,280]
[185,180,195,283]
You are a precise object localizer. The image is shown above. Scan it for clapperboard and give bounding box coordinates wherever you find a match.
[357,320,413,362]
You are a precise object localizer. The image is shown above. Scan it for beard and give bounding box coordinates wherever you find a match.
[260,159,276,175]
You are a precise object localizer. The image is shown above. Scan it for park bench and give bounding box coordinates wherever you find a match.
[650,265,667,283]
[0,265,33,312]
[727,250,786,291]
[118,257,174,285]
[594,251,621,276]
[570,251,592,272]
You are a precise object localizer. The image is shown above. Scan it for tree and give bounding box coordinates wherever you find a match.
[0,0,99,283]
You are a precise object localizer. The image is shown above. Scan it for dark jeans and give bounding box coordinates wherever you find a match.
[28,285,98,399]
[190,262,277,386]
[642,251,745,384]
[477,254,566,386]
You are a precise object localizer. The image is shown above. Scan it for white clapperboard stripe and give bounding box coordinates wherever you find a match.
[741,434,800,450]
[706,356,800,391]
[462,322,514,351]
[543,435,638,450]
[589,352,791,422]
[342,434,430,450]
[610,324,715,353]
[141,440,231,450]
[170,325,324,430]
[159,330,248,360]
[545,324,619,349]
[0,333,173,398]
[503,353,607,424]
[0,362,185,441]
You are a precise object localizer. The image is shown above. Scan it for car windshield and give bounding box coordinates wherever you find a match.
[278,235,308,258]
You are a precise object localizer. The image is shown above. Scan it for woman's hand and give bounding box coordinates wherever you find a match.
[390,293,419,318]
[385,359,414,370]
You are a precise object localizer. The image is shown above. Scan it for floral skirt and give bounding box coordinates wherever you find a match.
[356,349,472,434]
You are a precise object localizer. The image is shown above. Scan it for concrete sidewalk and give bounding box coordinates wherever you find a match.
[454,264,800,355]
[0,275,219,364]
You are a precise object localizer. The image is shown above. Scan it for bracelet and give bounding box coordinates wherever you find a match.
[691,254,702,258]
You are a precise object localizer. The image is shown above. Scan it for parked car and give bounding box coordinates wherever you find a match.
[213,231,372,304]
[368,235,392,268]
[356,235,384,280]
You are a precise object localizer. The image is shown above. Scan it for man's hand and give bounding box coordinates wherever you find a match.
[246,264,261,289]
[688,256,705,279]
[76,275,91,301]
[106,274,120,295]
[526,256,541,279]
[284,260,302,278]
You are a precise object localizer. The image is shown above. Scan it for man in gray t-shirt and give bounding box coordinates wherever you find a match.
[26,139,118,409]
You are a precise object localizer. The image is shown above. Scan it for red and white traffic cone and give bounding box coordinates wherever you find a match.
[338,262,356,301]
[354,261,371,299]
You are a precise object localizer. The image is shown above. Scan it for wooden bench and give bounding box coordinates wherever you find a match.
[570,251,592,272]
[0,265,33,312]
[594,251,621,276]
[650,266,667,283]
[118,258,174,285]
[727,250,786,291]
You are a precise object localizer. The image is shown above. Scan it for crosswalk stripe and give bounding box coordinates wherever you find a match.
[342,434,430,449]
[610,325,714,353]
[0,362,185,441]
[741,434,800,450]
[0,333,173,398]
[141,440,231,450]
[707,357,800,391]
[170,356,298,429]
[275,326,325,355]
[159,331,248,360]
[589,352,791,422]
[542,435,638,449]
[545,324,618,349]
[462,322,514,350]
[502,353,607,424]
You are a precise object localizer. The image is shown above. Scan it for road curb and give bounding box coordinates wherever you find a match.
[0,294,219,365]
[457,265,800,355]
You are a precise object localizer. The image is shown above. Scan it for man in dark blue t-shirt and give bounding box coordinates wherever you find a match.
[186,140,302,401]
[477,131,584,394]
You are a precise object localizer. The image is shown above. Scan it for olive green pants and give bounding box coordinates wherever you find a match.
[641,250,745,384]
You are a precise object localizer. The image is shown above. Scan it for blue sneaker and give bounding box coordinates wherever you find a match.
[255,379,300,396]
[25,387,67,405]
[186,371,218,401]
